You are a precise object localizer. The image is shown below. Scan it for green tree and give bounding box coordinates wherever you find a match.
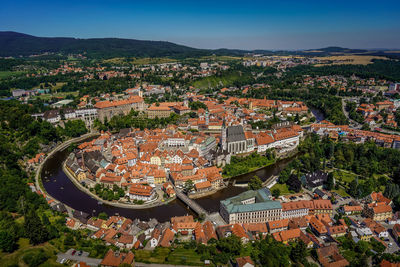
[257,236,291,267]
[348,180,359,198]
[22,249,49,267]
[290,240,307,263]
[248,175,263,190]
[272,188,280,198]
[216,235,242,256]
[325,172,334,190]
[189,101,208,110]
[0,231,18,252]
[64,233,76,246]
[24,209,49,245]
[184,180,194,193]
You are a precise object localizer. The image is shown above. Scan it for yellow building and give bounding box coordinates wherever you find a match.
[363,202,392,221]
[356,228,372,241]
[77,171,86,182]
[208,122,222,131]
[146,105,172,119]
[312,199,333,215]
[150,156,162,166]
[153,169,167,184]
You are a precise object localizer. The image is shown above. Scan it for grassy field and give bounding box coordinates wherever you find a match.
[131,57,178,65]
[34,91,78,100]
[314,55,388,66]
[0,239,63,267]
[270,183,291,195]
[31,82,66,92]
[196,55,243,62]
[103,57,178,65]
[332,169,387,195]
[192,72,250,89]
[332,170,358,184]
[50,82,67,91]
[104,55,243,65]
[135,247,203,266]
[332,187,350,197]
[0,71,27,79]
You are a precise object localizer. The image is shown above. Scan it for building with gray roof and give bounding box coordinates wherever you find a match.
[220,188,282,224]
[223,125,247,154]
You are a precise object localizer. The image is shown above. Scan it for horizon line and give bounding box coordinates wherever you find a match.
[2,30,400,52]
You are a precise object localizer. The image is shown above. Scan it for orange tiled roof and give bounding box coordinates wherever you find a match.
[129,183,153,197]
[273,228,301,242]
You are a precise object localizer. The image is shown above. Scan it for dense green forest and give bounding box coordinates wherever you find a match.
[0,31,210,58]
[0,101,60,252]
[0,100,93,259]
[277,134,400,203]
[286,60,400,81]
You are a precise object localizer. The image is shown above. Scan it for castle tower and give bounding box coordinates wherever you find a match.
[222,119,227,151]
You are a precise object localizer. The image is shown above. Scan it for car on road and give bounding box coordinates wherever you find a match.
[71,250,76,256]
[78,251,83,256]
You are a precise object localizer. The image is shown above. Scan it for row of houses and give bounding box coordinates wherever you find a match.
[220,188,334,224]
[310,121,400,149]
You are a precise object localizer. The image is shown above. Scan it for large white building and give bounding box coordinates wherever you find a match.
[281,200,311,219]
[220,188,282,224]
[76,108,98,127]
[129,184,156,202]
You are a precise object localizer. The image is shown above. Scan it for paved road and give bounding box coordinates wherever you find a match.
[207,212,226,226]
[341,98,362,129]
[382,223,400,253]
[57,252,101,266]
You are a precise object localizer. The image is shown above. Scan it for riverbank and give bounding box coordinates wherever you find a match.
[36,132,177,210]
[188,182,228,199]
[223,159,276,179]
[62,160,176,209]
[35,132,100,203]
[38,130,298,219]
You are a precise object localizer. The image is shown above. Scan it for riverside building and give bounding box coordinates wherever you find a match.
[220,188,282,224]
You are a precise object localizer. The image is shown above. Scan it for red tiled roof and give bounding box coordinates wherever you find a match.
[100,250,134,267]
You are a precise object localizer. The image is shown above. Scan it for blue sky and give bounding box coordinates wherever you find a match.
[1,0,400,50]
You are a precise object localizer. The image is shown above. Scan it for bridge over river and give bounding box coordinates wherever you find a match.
[174,187,227,225]
[175,189,209,216]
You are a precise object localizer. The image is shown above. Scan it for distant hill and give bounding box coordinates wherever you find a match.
[0,31,209,58]
[0,32,395,59]
[302,46,369,55]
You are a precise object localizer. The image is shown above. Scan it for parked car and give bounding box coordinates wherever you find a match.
[71,250,76,256]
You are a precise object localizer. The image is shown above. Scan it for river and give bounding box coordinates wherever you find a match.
[41,144,294,222]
